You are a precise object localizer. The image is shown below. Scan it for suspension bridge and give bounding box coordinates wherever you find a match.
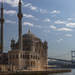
[48,57,75,63]
[48,51,75,68]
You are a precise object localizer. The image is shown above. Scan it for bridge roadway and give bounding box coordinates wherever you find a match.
[48,57,75,63]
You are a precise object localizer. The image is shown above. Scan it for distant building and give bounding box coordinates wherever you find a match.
[0,0,48,71]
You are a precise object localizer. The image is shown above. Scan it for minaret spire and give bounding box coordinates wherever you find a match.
[17,0,23,50]
[0,2,5,54]
[19,0,21,2]
[1,1,3,8]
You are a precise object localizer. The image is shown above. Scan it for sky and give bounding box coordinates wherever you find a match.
[0,0,75,60]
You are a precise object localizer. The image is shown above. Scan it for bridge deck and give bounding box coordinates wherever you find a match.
[48,57,75,63]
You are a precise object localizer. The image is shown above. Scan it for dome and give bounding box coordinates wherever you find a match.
[23,33,38,38]
[23,30,38,38]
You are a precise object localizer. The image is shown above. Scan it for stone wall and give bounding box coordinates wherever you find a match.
[0,65,19,71]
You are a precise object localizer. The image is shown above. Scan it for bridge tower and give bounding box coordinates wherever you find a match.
[71,51,75,68]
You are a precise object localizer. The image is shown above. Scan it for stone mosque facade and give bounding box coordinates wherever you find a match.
[0,0,48,70]
[9,30,48,70]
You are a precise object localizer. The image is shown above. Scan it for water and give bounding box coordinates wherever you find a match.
[48,69,75,75]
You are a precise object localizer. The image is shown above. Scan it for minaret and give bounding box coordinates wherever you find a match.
[17,0,23,50]
[0,2,5,53]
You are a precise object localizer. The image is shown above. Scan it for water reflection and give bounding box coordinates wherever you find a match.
[48,69,75,75]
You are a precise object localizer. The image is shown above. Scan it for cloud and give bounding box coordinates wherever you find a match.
[65,34,72,36]
[44,30,50,33]
[35,25,41,28]
[5,20,16,23]
[23,14,38,20]
[23,22,34,27]
[25,3,48,13]
[55,20,66,24]
[44,18,50,22]
[50,25,56,29]
[68,18,75,21]
[24,3,31,7]
[4,10,38,20]
[4,10,17,16]
[57,28,73,31]
[56,39,63,42]
[34,18,38,20]
[45,34,47,36]
[51,10,60,14]
[23,22,41,27]
[52,15,56,17]
[30,6,37,11]
[68,18,72,20]
[66,23,75,27]
[23,14,34,18]
[0,0,22,7]
[40,9,48,13]
[25,3,38,11]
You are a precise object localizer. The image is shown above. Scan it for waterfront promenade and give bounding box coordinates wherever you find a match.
[0,69,71,75]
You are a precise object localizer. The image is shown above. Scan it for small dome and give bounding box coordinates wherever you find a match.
[23,33,38,38]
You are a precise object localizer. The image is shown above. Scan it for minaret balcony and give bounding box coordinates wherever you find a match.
[17,13,23,19]
[0,18,5,23]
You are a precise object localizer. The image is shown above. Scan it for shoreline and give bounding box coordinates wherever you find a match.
[0,69,71,75]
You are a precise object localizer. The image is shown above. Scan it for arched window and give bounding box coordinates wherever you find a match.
[27,55,29,59]
[16,54,18,58]
[20,54,22,58]
[35,49,37,52]
[10,55,11,59]
[23,55,24,58]
[31,55,32,59]
[13,54,15,58]
[25,55,26,59]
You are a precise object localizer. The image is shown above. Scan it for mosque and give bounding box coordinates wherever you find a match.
[0,0,48,71]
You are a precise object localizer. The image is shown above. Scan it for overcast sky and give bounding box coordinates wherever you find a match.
[0,0,75,59]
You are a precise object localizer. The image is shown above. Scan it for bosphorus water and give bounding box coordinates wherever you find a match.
[48,69,75,75]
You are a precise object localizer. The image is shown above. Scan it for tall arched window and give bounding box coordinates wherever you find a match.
[35,49,37,52]
[10,55,11,59]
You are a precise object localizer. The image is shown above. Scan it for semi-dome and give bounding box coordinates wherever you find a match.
[22,30,38,38]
